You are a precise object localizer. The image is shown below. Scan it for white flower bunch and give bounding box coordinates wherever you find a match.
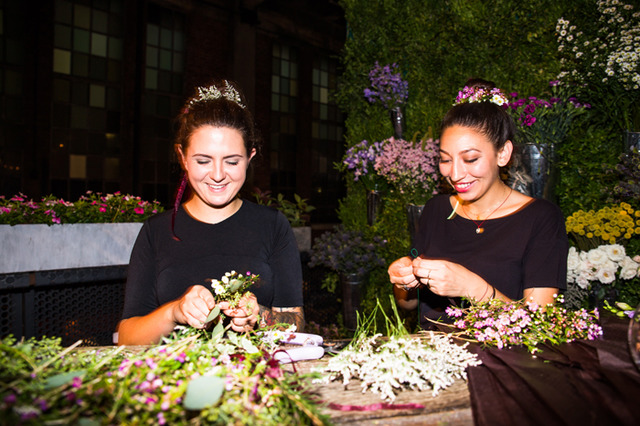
[556,0,640,90]
[314,332,481,402]
[567,244,640,289]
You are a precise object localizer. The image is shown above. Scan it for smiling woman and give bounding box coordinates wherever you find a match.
[117,80,305,345]
[388,81,569,328]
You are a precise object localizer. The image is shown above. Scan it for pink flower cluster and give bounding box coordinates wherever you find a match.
[373,137,440,204]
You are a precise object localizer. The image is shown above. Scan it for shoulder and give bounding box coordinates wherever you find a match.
[521,198,564,220]
[239,199,282,221]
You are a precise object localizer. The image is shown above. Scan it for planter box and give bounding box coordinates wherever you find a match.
[0,223,143,274]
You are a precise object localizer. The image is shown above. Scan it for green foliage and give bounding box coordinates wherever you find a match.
[251,188,315,227]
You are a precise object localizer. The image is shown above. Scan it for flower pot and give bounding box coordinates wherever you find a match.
[0,223,143,273]
[366,189,382,226]
[340,272,366,331]
[513,143,557,202]
[292,226,311,252]
[389,106,405,139]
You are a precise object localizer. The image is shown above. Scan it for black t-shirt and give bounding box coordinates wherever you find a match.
[414,194,568,326]
[121,200,303,320]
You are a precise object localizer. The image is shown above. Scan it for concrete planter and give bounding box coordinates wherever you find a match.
[292,226,311,252]
[0,223,143,274]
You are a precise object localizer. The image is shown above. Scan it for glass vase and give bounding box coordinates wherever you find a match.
[406,204,424,247]
[510,143,557,202]
[366,189,382,226]
[389,106,405,139]
[624,130,640,152]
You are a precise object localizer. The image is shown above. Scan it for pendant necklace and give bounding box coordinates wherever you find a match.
[461,187,513,234]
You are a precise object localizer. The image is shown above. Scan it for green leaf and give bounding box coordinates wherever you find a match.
[205,305,221,323]
[211,320,225,340]
[77,418,101,426]
[239,335,259,354]
[227,279,243,293]
[43,370,86,390]
[183,376,225,410]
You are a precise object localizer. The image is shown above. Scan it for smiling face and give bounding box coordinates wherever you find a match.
[178,125,256,221]
[439,125,511,204]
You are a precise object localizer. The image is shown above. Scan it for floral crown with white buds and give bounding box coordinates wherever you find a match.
[188,80,246,109]
[454,86,509,107]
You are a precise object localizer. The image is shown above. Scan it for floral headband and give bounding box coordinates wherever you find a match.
[187,80,246,110]
[454,86,509,106]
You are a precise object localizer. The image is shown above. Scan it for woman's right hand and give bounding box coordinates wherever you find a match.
[388,256,420,291]
[172,285,216,329]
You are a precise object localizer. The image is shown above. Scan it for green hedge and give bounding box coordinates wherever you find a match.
[333,0,626,320]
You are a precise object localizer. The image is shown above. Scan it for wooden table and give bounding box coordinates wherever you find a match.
[285,357,473,425]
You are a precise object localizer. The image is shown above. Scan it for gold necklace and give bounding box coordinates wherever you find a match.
[461,187,513,234]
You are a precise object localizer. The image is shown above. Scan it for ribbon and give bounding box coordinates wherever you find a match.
[327,402,425,411]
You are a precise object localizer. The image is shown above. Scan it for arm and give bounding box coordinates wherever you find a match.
[118,284,215,346]
[258,305,305,331]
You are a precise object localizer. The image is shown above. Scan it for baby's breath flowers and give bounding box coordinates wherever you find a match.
[444,296,603,354]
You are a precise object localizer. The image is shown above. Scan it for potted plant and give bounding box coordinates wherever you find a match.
[0,192,163,273]
[251,188,315,251]
[308,225,387,330]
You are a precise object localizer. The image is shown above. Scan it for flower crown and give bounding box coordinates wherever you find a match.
[454,86,509,106]
[188,80,246,109]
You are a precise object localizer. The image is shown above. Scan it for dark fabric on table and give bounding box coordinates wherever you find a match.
[467,314,640,426]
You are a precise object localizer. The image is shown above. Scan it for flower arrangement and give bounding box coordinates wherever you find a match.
[363,62,409,110]
[373,137,440,205]
[342,139,387,191]
[0,327,327,425]
[565,202,640,250]
[454,85,509,106]
[444,295,603,354]
[206,271,260,324]
[0,191,163,225]
[556,0,640,131]
[308,225,387,278]
[608,149,640,203]
[314,300,480,402]
[506,80,591,146]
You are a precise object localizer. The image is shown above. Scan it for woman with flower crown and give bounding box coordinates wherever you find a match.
[117,80,304,345]
[388,81,569,328]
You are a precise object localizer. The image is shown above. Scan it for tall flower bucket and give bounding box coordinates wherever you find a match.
[389,106,405,139]
[514,143,557,202]
[366,189,382,226]
[340,272,366,331]
[406,204,424,247]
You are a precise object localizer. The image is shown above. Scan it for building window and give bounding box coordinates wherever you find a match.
[0,0,27,195]
[139,3,185,205]
[270,43,299,197]
[50,0,124,199]
[311,55,344,221]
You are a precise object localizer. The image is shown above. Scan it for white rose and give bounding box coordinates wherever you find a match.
[595,263,617,284]
[603,244,626,262]
[619,256,639,280]
[567,247,581,271]
[576,275,591,290]
[586,247,608,265]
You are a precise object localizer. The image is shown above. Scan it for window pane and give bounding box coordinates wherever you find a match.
[160,28,172,49]
[147,24,159,45]
[73,5,91,30]
[91,33,107,57]
[159,48,171,70]
[69,154,87,178]
[108,37,122,59]
[93,9,108,33]
[73,28,90,53]
[72,52,89,77]
[54,24,72,49]
[53,49,71,74]
[89,84,105,107]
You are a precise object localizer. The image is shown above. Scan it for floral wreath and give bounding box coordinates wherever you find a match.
[454,85,509,106]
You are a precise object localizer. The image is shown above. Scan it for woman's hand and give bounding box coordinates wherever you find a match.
[388,256,420,291]
[171,285,216,328]
[412,256,489,300]
[218,292,259,332]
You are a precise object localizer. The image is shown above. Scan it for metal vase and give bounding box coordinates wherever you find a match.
[340,272,366,331]
[512,143,557,202]
[624,131,640,152]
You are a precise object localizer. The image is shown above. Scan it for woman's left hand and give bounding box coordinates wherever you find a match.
[218,292,259,332]
[412,256,486,299]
